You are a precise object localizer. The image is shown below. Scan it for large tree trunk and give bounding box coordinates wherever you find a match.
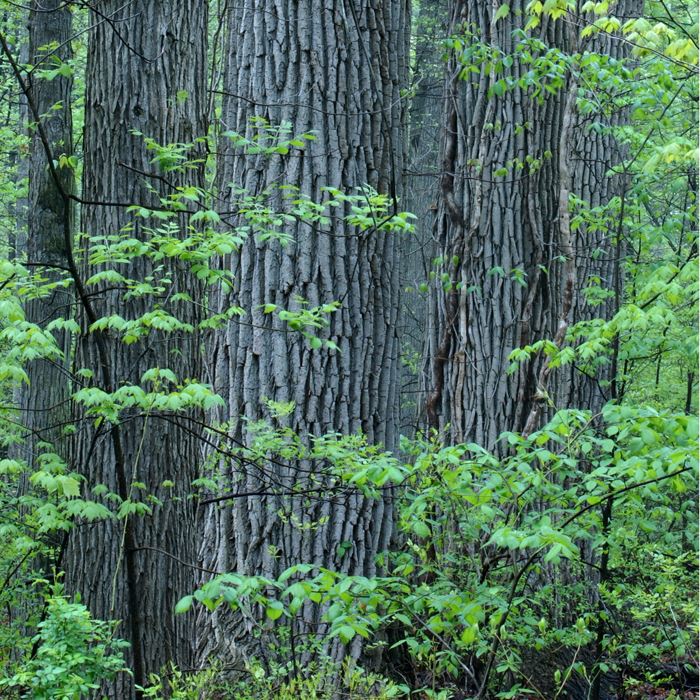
[425,1,638,447]
[197,0,409,667]
[425,0,565,447]
[555,3,641,416]
[421,6,642,695]
[64,3,208,695]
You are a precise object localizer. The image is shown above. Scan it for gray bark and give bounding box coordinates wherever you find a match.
[420,7,643,694]
[1,0,73,652]
[19,0,73,466]
[555,4,641,415]
[64,3,208,695]
[197,0,409,667]
[425,2,639,447]
[425,0,564,447]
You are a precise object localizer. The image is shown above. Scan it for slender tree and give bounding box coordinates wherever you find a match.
[401,0,448,433]
[64,3,208,694]
[197,0,409,665]
[19,0,73,466]
[0,0,75,647]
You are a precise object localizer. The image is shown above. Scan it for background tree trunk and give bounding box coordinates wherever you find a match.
[19,0,73,468]
[197,0,409,667]
[64,3,208,695]
[402,0,448,434]
[2,0,73,650]
[556,1,642,416]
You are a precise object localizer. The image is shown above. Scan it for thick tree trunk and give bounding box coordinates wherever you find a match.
[426,0,564,447]
[555,2,641,416]
[197,0,409,667]
[421,7,642,695]
[426,2,639,447]
[64,3,208,695]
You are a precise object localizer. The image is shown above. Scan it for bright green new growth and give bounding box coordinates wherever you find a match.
[0,583,128,699]
[177,406,698,696]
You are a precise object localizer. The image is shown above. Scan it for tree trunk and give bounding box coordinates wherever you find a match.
[426,0,564,447]
[2,0,73,649]
[402,0,448,434]
[64,3,208,695]
[555,1,641,416]
[19,0,73,467]
[197,0,409,667]
[425,1,640,447]
[421,6,643,694]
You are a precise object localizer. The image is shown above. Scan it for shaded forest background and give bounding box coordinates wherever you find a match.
[0,0,697,698]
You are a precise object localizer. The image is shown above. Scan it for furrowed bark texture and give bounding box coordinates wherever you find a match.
[197,0,408,665]
[555,0,642,416]
[426,1,565,447]
[5,0,73,643]
[7,11,29,261]
[422,6,642,695]
[426,2,640,447]
[64,3,208,695]
[20,0,73,464]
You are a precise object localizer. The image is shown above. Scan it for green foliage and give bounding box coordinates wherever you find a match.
[140,654,408,700]
[446,30,571,104]
[0,583,128,699]
[0,116,414,689]
[138,663,222,699]
[138,658,407,699]
[224,658,408,700]
[186,406,697,696]
[0,1,697,697]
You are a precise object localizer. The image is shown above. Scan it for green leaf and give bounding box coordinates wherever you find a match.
[494,3,510,20]
[56,475,81,498]
[336,624,356,644]
[461,625,478,645]
[174,596,194,614]
[412,521,430,538]
[265,600,285,620]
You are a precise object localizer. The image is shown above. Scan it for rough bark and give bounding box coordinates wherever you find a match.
[63,3,208,695]
[422,7,643,695]
[402,0,448,434]
[0,0,73,650]
[197,0,409,667]
[556,3,641,416]
[19,0,73,466]
[426,0,564,447]
[426,1,640,447]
